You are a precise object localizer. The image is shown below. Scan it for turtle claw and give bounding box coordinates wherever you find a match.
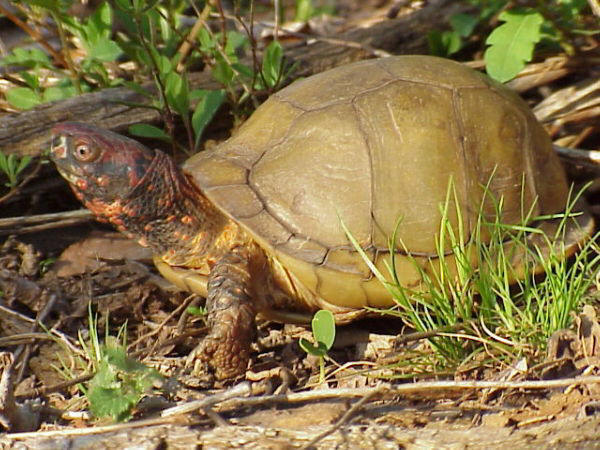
[196,332,251,380]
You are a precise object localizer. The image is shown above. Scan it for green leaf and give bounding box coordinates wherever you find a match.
[87,37,123,62]
[0,153,34,188]
[156,7,174,43]
[87,358,135,421]
[556,0,588,21]
[479,0,507,21]
[5,87,42,110]
[164,72,189,118]
[27,48,52,64]
[128,124,171,141]
[0,48,51,69]
[43,85,77,103]
[450,13,478,38]
[134,48,152,67]
[295,0,315,22]
[154,53,172,76]
[299,337,327,357]
[186,305,207,316]
[140,0,162,13]
[428,30,462,57]
[223,31,249,57]
[15,156,32,178]
[113,0,134,12]
[87,346,161,421]
[24,0,69,12]
[103,346,145,372]
[484,10,544,82]
[88,385,137,421]
[262,40,283,88]
[233,63,254,79]
[212,55,234,86]
[77,2,122,62]
[89,1,113,39]
[0,153,9,175]
[312,310,335,350]
[197,28,215,53]
[132,0,147,13]
[21,72,40,90]
[192,89,225,149]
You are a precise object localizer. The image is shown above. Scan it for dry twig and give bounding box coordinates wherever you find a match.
[161,381,251,417]
[0,209,92,236]
[221,375,600,411]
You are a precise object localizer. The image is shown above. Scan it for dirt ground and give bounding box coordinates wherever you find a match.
[1,0,600,448]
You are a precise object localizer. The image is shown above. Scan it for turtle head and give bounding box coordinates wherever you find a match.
[50,122,223,259]
[50,122,155,208]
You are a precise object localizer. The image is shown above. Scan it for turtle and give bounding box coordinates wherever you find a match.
[50,55,594,379]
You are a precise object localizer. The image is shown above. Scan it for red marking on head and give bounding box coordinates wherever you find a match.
[96,175,110,187]
[181,215,194,225]
[84,198,109,216]
[76,178,88,191]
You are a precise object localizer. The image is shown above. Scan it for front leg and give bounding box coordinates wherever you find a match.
[197,247,256,379]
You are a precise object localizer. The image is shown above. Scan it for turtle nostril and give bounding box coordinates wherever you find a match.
[51,135,61,148]
[50,135,67,159]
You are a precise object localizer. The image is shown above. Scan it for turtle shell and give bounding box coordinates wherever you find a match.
[184,55,593,309]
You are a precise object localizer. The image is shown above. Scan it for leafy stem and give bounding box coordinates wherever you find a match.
[131,12,177,150]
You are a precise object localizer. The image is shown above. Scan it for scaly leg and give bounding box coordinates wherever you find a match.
[197,247,256,379]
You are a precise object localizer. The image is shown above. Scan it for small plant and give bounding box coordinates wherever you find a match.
[87,343,161,422]
[39,257,56,275]
[2,1,294,154]
[113,2,294,152]
[58,304,161,422]
[293,0,335,22]
[186,304,208,317]
[484,9,544,82]
[480,0,598,82]
[299,309,336,383]
[428,13,479,57]
[0,48,76,110]
[0,152,32,188]
[1,1,125,110]
[428,1,597,82]
[295,0,316,22]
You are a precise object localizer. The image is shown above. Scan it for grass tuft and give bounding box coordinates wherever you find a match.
[346,180,600,374]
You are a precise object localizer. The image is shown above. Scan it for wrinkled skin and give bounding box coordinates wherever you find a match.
[51,122,259,379]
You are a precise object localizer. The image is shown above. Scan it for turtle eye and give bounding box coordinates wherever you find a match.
[72,141,99,162]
